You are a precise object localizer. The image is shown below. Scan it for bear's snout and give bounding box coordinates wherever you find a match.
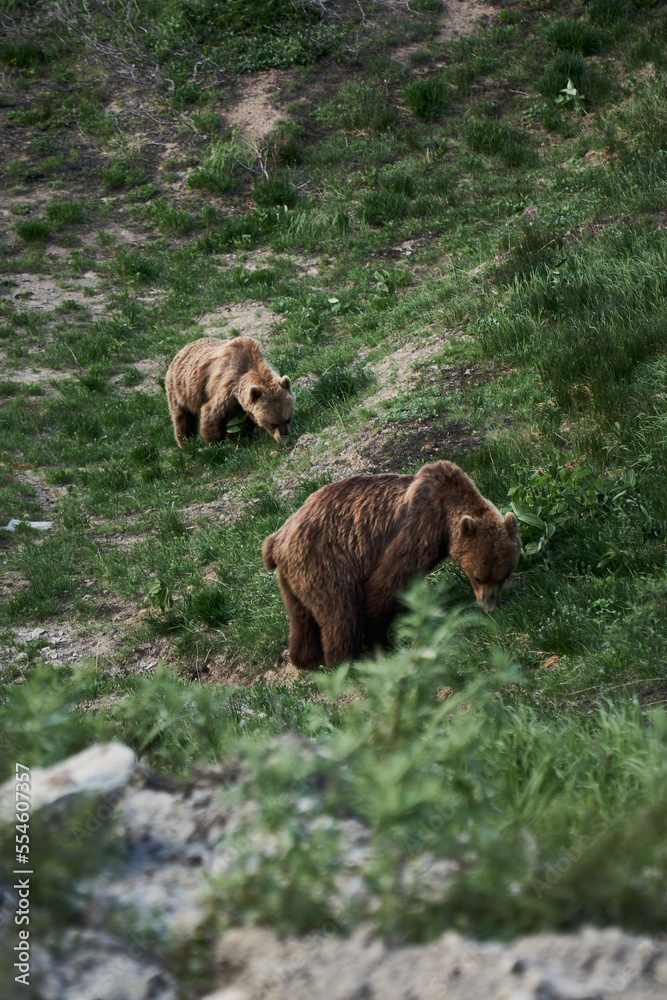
[477,584,503,613]
[274,422,291,442]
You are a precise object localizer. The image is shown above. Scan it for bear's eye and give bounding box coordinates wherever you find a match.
[473,574,482,584]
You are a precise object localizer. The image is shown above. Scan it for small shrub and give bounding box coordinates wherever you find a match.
[16,219,51,242]
[545,18,601,55]
[29,135,57,157]
[403,78,449,120]
[359,189,408,225]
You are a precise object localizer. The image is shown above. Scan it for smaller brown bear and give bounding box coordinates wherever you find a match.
[263,461,521,670]
[166,336,295,447]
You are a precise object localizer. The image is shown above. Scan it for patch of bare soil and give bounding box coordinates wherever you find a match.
[361,330,463,408]
[13,469,65,514]
[286,341,509,483]
[225,69,291,140]
[110,357,164,393]
[393,0,498,62]
[207,647,299,688]
[197,301,284,342]
[0,363,65,395]
[288,412,487,483]
[2,595,178,676]
[0,271,107,315]
[0,570,29,601]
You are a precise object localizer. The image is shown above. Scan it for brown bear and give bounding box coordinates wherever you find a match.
[166,336,295,447]
[262,461,521,670]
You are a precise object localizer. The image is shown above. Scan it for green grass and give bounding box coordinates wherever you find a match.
[2,0,667,971]
[15,219,51,242]
[403,77,449,120]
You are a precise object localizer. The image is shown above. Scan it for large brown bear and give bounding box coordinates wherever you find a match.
[263,461,521,670]
[166,336,295,447]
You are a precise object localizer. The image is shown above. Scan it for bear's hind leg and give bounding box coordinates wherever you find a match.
[172,406,198,447]
[277,569,324,670]
[320,591,364,668]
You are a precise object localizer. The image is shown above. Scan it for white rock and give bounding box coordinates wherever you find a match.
[0,743,135,822]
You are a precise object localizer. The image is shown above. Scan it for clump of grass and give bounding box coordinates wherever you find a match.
[403,77,449,120]
[588,0,631,27]
[464,119,535,167]
[314,83,399,133]
[100,156,150,190]
[0,38,47,69]
[381,169,416,197]
[151,199,196,235]
[545,18,601,55]
[268,121,304,167]
[46,201,86,225]
[494,222,565,284]
[187,134,247,194]
[310,364,369,406]
[253,176,299,209]
[15,218,51,242]
[359,189,408,225]
[112,248,160,283]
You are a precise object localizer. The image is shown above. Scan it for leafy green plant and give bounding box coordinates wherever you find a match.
[147,577,174,612]
[210,585,667,940]
[373,269,396,296]
[554,77,586,109]
[508,467,640,559]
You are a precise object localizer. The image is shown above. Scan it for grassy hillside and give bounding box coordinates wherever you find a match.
[2,0,667,958]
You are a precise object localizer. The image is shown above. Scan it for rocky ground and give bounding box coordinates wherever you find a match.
[2,744,666,1000]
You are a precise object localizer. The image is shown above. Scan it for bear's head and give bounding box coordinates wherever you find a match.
[241,376,295,442]
[450,509,521,612]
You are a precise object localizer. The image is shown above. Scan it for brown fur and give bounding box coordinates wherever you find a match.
[262,461,521,670]
[166,336,295,447]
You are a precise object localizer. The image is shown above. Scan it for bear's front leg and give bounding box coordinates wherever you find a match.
[200,400,228,444]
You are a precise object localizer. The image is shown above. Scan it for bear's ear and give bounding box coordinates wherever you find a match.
[249,386,262,403]
[459,514,477,537]
[279,375,291,391]
[504,511,518,533]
